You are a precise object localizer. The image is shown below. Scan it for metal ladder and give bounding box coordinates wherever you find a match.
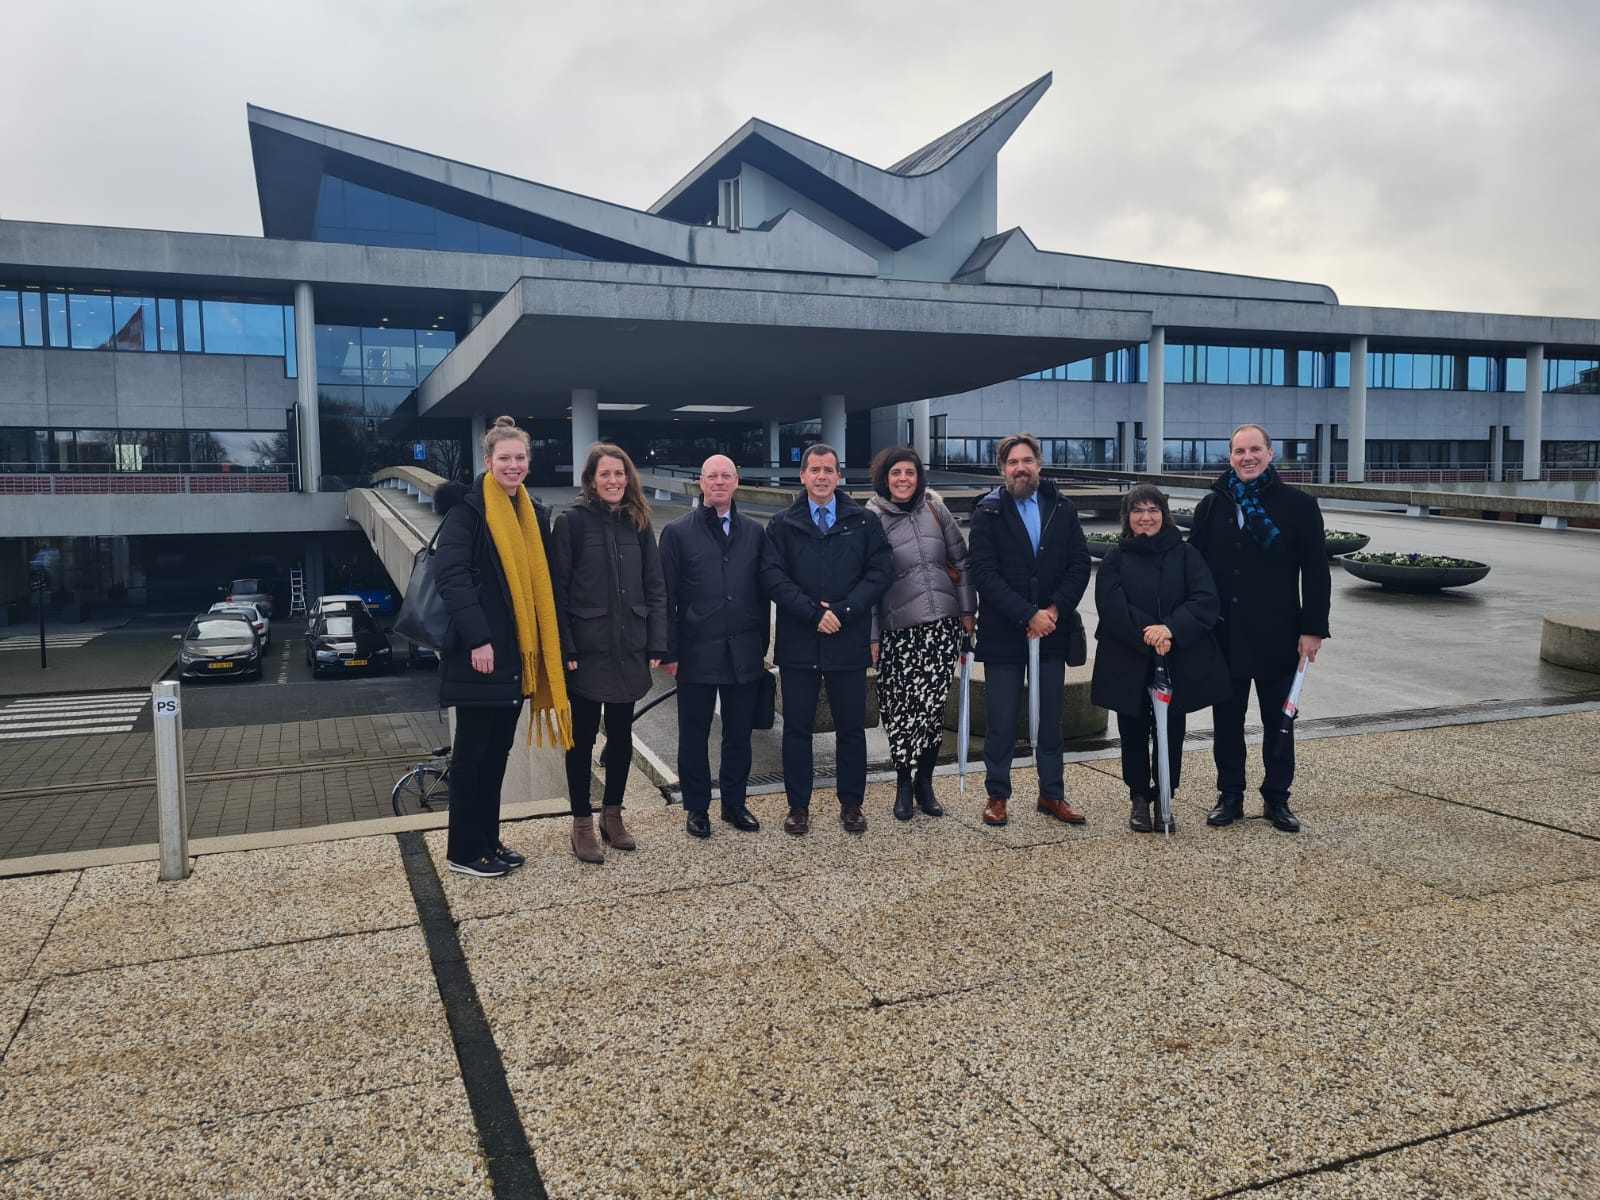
[288,566,307,617]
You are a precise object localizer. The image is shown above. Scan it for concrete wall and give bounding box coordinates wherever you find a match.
[0,348,296,431]
[7,492,348,538]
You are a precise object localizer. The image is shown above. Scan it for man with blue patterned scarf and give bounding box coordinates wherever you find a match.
[1189,424,1331,832]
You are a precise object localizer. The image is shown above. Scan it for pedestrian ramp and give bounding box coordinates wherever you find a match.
[0,633,100,653]
[0,692,149,740]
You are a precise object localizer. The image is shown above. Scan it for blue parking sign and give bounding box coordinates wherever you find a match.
[413,442,427,462]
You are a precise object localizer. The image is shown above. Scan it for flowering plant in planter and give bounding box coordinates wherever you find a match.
[1345,551,1486,569]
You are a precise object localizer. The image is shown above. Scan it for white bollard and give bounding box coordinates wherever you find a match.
[151,680,190,881]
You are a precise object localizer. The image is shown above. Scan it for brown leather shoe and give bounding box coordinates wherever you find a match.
[982,796,1008,826]
[783,807,810,836]
[840,804,867,834]
[1037,796,1088,825]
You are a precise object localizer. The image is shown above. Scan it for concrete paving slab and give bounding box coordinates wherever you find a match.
[1295,728,1573,793]
[504,1014,1118,1200]
[934,763,1125,848]
[32,837,416,976]
[0,1080,493,1200]
[1435,772,1600,837]
[914,951,1513,1199]
[0,927,452,1161]
[462,881,874,1070]
[1229,878,1600,1105]
[1307,795,1600,898]
[0,981,37,1055]
[1249,1102,1600,1199]
[0,871,74,981]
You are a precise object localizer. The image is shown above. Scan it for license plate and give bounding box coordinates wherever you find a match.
[346,659,368,667]
[209,661,233,670]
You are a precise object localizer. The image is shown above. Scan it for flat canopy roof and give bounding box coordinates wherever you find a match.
[416,265,1150,421]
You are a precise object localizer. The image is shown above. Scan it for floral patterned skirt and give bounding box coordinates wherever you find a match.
[878,616,964,768]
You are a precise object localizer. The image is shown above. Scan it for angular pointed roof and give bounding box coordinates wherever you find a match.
[649,75,1051,249]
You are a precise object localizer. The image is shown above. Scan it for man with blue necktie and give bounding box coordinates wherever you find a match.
[761,443,893,836]
[967,432,1092,828]
[660,454,770,839]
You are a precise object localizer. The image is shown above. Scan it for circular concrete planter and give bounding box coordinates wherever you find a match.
[1324,531,1370,557]
[1339,555,1490,592]
[1170,508,1194,529]
[1086,533,1116,560]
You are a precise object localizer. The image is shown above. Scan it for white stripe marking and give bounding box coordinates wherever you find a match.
[0,725,137,740]
[0,714,146,730]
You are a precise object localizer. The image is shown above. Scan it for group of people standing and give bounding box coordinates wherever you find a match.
[430,416,1329,878]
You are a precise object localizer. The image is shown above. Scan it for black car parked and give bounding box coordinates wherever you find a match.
[179,613,263,681]
[305,609,394,678]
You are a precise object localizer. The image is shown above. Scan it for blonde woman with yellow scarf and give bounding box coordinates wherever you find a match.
[433,417,572,877]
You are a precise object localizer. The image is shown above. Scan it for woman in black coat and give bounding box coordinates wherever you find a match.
[552,443,667,864]
[434,416,571,877]
[1091,485,1231,832]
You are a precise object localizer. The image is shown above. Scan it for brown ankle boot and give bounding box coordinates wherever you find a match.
[571,816,605,863]
[599,804,636,851]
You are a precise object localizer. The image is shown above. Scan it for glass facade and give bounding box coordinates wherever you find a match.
[0,427,294,474]
[0,285,295,373]
[314,322,459,487]
[312,175,594,260]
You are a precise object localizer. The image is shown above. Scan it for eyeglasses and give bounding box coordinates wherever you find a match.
[1129,506,1163,516]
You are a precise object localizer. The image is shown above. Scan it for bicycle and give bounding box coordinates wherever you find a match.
[392,746,452,817]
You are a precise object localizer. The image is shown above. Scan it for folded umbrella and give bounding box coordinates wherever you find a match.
[1149,655,1175,838]
[956,636,973,795]
[1027,635,1042,754]
[1269,655,1312,761]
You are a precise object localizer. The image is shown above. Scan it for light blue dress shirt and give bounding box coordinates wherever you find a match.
[1017,494,1041,553]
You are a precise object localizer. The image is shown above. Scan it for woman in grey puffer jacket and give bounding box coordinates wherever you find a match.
[865,447,976,821]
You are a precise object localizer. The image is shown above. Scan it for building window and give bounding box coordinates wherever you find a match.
[718,177,742,232]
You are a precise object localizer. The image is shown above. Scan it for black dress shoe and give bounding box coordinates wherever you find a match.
[686,811,712,839]
[720,807,760,832]
[1264,802,1300,833]
[783,808,810,836]
[1207,793,1244,827]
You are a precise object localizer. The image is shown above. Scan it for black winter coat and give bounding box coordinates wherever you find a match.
[659,503,770,685]
[433,477,553,709]
[1091,525,1232,716]
[760,491,893,672]
[552,499,668,704]
[1189,470,1332,678]
[968,479,1090,666]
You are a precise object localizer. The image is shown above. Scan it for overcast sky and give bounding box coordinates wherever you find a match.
[5,0,1595,318]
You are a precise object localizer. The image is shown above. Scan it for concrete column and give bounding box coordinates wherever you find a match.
[571,388,599,486]
[1490,424,1504,483]
[766,418,781,482]
[469,301,484,330]
[911,399,930,462]
[1524,344,1544,481]
[1318,422,1334,484]
[469,415,487,473]
[293,283,321,493]
[1347,335,1368,483]
[1144,327,1164,473]
[820,394,847,465]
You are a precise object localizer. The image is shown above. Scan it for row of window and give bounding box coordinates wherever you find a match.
[1022,344,1600,393]
[314,323,457,390]
[0,427,292,472]
[314,175,594,260]
[0,287,298,370]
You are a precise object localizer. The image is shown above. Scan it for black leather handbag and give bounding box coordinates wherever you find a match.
[392,523,451,651]
[752,667,778,731]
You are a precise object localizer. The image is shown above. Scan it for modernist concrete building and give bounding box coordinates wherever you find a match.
[3,73,1598,612]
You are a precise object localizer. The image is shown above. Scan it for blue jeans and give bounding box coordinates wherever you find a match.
[981,656,1066,802]
[676,678,759,815]
[780,668,867,810]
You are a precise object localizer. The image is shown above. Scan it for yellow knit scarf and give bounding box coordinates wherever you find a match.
[481,475,574,750]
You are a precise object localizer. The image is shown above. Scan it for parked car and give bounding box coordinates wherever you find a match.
[209,601,270,648]
[179,613,263,680]
[220,577,275,618]
[305,608,393,678]
[305,593,368,638]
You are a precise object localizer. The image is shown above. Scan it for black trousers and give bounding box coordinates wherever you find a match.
[676,678,759,815]
[566,694,636,817]
[1211,667,1298,804]
[447,702,523,864]
[780,668,867,810]
[1116,702,1187,797]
